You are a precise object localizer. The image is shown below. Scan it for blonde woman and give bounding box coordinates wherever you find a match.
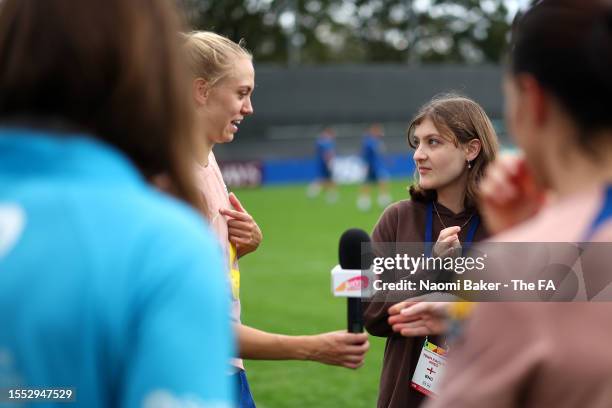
[183,31,369,407]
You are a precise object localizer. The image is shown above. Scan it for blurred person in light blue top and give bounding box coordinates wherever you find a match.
[0,0,233,407]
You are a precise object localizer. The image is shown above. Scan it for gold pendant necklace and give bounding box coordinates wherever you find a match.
[433,201,475,230]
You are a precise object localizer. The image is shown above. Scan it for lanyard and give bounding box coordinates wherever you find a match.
[425,201,479,257]
[583,185,612,241]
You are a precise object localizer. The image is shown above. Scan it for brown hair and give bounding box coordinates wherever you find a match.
[0,0,204,211]
[406,93,499,207]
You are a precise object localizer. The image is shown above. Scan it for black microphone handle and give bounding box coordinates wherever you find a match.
[348,297,364,333]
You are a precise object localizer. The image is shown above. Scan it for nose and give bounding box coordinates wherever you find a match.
[413,144,427,162]
[242,97,254,116]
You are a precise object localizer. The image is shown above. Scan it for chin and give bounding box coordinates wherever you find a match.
[418,178,436,190]
[218,133,235,144]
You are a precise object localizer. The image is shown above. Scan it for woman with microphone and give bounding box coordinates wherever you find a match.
[181,31,370,407]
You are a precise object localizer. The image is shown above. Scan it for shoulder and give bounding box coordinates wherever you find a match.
[130,188,215,248]
[373,199,426,241]
[382,199,426,220]
[493,189,601,242]
[76,183,219,263]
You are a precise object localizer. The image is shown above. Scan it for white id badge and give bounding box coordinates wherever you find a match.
[410,339,447,397]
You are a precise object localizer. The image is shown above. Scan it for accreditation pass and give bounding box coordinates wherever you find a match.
[411,339,447,397]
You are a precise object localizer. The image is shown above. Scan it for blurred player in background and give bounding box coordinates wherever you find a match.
[307,126,339,203]
[357,124,392,211]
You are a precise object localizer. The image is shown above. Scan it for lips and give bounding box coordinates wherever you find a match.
[418,166,431,174]
[230,119,242,133]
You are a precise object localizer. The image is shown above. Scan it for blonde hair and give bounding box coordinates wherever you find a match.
[407,93,499,207]
[182,31,252,87]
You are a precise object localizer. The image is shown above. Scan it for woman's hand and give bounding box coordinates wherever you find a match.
[388,301,451,337]
[219,192,262,258]
[306,331,370,369]
[433,226,462,258]
[479,155,547,235]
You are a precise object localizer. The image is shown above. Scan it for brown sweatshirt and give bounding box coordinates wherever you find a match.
[364,199,489,408]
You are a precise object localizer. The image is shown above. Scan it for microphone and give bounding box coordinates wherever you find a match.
[332,228,373,333]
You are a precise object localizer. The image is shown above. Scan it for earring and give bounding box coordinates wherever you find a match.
[467,160,472,169]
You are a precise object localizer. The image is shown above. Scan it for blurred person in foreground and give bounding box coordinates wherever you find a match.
[307,126,339,203]
[363,94,499,408]
[357,124,392,211]
[182,31,369,407]
[423,1,612,407]
[0,1,233,407]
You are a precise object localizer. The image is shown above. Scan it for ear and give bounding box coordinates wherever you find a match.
[193,78,210,107]
[515,73,549,128]
[465,138,481,162]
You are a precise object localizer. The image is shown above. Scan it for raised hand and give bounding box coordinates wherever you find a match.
[219,192,263,258]
[479,154,547,234]
[433,226,462,258]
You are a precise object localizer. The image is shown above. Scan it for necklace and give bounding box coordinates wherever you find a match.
[433,201,475,230]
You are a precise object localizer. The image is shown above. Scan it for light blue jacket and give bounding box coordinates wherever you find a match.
[0,128,234,407]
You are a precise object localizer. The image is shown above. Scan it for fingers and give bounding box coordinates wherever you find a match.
[388,301,416,315]
[343,340,370,355]
[399,301,433,319]
[478,155,545,234]
[228,236,251,246]
[391,320,427,333]
[392,319,445,337]
[480,155,528,206]
[228,192,246,212]
[227,219,253,230]
[340,332,368,345]
[388,313,418,326]
[437,226,461,242]
[339,340,369,369]
[342,361,364,369]
[439,234,460,245]
[342,353,367,364]
[400,326,435,337]
[481,163,518,205]
[228,225,253,239]
[219,207,251,221]
[313,332,369,369]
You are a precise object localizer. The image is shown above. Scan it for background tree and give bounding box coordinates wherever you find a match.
[180,0,518,65]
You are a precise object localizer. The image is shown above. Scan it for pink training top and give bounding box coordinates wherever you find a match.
[195,151,243,371]
[426,185,612,408]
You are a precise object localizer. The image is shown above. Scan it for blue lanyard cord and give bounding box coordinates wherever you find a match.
[583,185,612,241]
[425,202,434,257]
[425,201,479,257]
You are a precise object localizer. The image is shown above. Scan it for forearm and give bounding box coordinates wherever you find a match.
[363,299,394,337]
[237,324,313,361]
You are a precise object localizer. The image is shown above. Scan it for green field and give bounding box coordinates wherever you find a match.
[234,179,412,408]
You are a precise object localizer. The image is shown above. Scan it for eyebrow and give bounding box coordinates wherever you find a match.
[413,133,440,139]
[238,85,253,92]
